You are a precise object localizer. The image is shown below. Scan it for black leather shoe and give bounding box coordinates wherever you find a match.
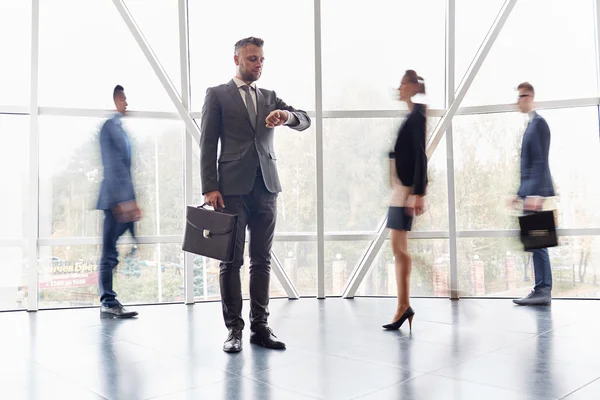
[100,303,138,318]
[250,327,286,350]
[513,288,551,306]
[223,329,243,353]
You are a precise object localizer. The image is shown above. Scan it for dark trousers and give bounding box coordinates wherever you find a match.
[99,210,135,307]
[532,248,552,291]
[220,174,277,331]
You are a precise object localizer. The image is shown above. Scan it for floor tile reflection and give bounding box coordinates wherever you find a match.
[0,298,599,400]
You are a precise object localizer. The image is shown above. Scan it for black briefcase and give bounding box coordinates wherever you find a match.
[182,205,238,262]
[518,210,558,251]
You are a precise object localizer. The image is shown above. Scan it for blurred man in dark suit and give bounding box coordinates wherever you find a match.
[512,82,555,306]
[96,85,141,318]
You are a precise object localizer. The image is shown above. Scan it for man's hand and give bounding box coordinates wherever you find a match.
[524,196,543,211]
[406,195,425,216]
[204,190,225,210]
[113,200,141,223]
[265,110,289,128]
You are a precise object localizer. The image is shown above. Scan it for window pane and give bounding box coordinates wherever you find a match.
[273,126,316,232]
[0,248,28,311]
[192,256,220,301]
[357,239,449,297]
[0,115,30,310]
[189,1,315,112]
[463,0,598,106]
[0,1,30,107]
[458,236,600,298]
[39,0,176,111]
[125,0,181,92]
[322,0,446,110]
[0,115,29,238]
[324,117,446,232]
[272,242,317,296]
[39,116,184,237]
[453,112,523,230]
[325,241,370,296]
[39,244,183,308]
[544,108,600,229]
[455,0,505,85]
[324,118,399,231]
[453,108,600,230]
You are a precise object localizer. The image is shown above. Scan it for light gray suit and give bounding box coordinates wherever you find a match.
[200,79,310,330]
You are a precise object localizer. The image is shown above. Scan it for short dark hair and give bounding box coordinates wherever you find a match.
[113,85,124,99]
[234,37,264,55]
[517,82,535,94]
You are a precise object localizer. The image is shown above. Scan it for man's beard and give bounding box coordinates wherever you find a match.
[241,69,259,82]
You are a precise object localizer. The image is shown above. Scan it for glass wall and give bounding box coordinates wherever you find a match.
[1,0,600,310]
[0,115,30,310]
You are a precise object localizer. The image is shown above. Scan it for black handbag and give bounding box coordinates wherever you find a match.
[518,210,558,251]
[182,204,238,262]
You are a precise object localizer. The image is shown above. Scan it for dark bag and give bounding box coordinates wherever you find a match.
[182,204,238,262]
[518,210,558,251]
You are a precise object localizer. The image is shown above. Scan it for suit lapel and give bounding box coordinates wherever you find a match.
[226,80,254,130]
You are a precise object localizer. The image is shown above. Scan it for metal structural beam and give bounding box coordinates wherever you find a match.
[595,0,600,97]
[35,227,600,247]
[426,0,518,158]
[33,95,600,121]
[314,0,326,299]
[27,0,41,312]
[342,0,518,299]
[270,251,300,299]
[342,218,388,298]
[178,0,195,305]
[445,0,459,300]
[111,0,201,145]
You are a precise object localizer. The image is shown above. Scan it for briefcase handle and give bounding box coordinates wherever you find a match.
[198,203,225,212]
[187,204,235,238]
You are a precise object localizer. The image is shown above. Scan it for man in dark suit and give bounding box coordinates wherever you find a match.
[200,37,311,352]
[96,85,141,318]
[512,82,555,306]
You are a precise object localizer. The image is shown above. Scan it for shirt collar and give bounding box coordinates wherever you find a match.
[528,110,537,122]
[233,76,257,90]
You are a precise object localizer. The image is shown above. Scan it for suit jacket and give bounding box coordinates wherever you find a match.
[517,112,555,198]
[96,113,135,210]
[390,103,428,195]
[200,79,311,195]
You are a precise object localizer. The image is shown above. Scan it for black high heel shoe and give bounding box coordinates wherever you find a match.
[382,307,415,330]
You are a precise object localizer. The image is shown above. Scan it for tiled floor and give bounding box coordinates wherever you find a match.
[1,297,600,399]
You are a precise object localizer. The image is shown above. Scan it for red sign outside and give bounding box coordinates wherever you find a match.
[39,263,99,289]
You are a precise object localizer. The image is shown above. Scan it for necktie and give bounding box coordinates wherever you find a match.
[241,85,257,130]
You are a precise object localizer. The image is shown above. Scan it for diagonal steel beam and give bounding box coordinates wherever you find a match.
[342,0,518,299]
[341,217,388,298]
[112,0,201,145]
[270,250,300,299]
[426,0,518,158]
